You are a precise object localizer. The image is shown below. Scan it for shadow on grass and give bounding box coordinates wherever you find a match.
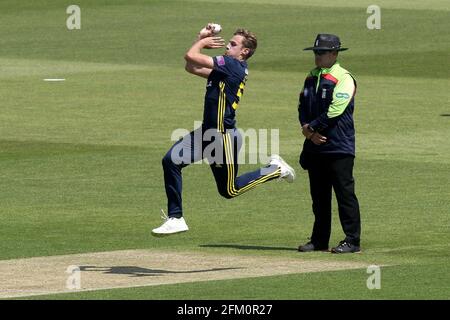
[199,244,297,252]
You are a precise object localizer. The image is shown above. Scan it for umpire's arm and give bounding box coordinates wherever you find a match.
[308,73,355,132]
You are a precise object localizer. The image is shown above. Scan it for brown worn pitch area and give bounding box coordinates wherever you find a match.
[0,249,368,298]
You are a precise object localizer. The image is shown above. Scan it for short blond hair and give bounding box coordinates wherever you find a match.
[234,29,257,59]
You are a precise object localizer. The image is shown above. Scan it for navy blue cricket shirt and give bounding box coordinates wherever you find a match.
[203,55,248,132]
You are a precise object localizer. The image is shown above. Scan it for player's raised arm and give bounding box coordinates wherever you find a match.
[184,36,225,68]
[184,23,225,78]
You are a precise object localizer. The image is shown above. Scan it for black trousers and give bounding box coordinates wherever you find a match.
[301,152,361,247]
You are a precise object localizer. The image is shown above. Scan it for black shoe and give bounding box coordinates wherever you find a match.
[331,241,361,254]
[298,241,329,252]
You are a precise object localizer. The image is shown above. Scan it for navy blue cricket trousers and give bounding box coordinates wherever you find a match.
[162,126,281,217]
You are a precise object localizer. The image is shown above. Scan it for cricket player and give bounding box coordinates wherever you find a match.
[152,24,295,236]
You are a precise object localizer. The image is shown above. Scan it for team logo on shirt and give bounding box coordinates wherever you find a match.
[336,92,350,99]
[216,56,226,66]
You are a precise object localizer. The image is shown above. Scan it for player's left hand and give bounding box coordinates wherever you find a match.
[201,36,225,49]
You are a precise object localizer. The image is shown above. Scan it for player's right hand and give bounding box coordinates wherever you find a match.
[198,23,215,39]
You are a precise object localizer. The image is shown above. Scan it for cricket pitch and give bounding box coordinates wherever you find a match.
[0,249,369,298]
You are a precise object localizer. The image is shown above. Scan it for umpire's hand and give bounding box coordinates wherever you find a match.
[310,132,327,145]
[302,124,327,145]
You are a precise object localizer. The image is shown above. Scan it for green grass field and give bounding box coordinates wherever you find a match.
[1,0,449,300]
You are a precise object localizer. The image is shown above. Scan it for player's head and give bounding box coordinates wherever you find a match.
[225,29,257,61]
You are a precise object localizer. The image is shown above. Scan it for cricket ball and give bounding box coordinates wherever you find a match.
[211,23,222,35]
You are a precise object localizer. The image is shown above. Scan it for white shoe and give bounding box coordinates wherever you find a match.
[151,211,189,237]
[269,154,296,183]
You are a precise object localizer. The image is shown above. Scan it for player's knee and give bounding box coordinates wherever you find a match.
[218,188,235,199]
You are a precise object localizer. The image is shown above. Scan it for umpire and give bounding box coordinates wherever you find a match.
[297,34,361,253]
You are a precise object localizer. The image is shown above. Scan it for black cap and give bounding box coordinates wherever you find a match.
[303,34,348,51]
